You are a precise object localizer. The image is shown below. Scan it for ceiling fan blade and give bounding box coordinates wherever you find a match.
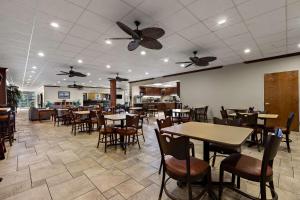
[118,78,129,82]
[140,37,162,49]
[185,63,193,68]
[175,61,192,64]
[72,72,87,77]
[195,61,209,66]
[199,56,217,62]
[116,21,139,39]
[128,40,140,51]
[190,57,200,64]
[107,37,132,40]
[141,27,165,39]
[56,73,68,75]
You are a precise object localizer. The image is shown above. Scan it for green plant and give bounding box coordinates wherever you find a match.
[7,85,21,110]
[45,101,53,108]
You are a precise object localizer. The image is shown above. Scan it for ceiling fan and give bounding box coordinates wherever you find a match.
[107,21,165,51]
[108,73,129,82]
[68,81,83,89]
[56,66,87,77]
[176,51,217,68]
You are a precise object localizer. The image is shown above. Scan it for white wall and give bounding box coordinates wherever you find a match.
[130,55,300,118]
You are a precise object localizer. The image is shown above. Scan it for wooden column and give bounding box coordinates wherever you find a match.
[0,67,7,105]
[110,79,116,108]
[176,81,180,97]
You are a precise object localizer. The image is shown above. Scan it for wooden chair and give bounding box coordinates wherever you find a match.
[53,109,65,126]
[70,111,85,136]
[209,117,242,167]
[137,115,145,142]
[88,110,99,133]
[156,117,195,175]
[164,109,180,124]
[0,111,14,146]
[180,109,192,123]
[194,106,208,122]
[220,110,228,120]
[96,113,116,152]
[270,112,294,153]
[219,129,283,200]
[116,115,140,154]
[154,129,215,200]
[236,113,261,151]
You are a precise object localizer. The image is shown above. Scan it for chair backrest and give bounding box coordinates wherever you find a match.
[261,128,283,177]
[286,112,295,132]
[126,115,139,128]
[221,106,226,111]
[220,110,228,119]
[213,117,227,125]
[248,107,255,113]
[157,117,173,130]
[155,129,190,161]
[0,111,11,124]
[213,117,241,127]
[164,109,173,118]
[236,113,258,127]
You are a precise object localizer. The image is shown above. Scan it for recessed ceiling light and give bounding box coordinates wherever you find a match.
[180,64,185,67]
[163,58,169,63]
[128,69,132,72]
[140,51,146,55]
[50,22,59,28]
[89,80,92,83]
[145,72,149,75]
[63,78,66,81]
[38,52,45,57]
[106,64,111,69]
[244,48,251,54]
[77,59,83,63]
[31,71,36,73]
[87,72,91,76]
[105,39,112,45]
[29,75,32,78]
[98,78,102,80]
[298,43,300,48]
[32,66,37,69]
[217,18,227,25]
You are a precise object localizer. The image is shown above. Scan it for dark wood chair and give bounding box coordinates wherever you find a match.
[156,117,195,175]
[53,109,66,126]
[194,106,208,122]
[154,129,215,200]
[210,117,242,167]
[0,111,14,146]
[137,114,145,142]
[164,109,180,124]
[116,115,140,154]
[270,112,294,153]
[236,113,261,151]
[96,113,116,152]
[70,111,85,136]
[180,109,192,123]
[219,128,283,200]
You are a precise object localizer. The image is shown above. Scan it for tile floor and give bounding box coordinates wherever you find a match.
[0,110,300,200]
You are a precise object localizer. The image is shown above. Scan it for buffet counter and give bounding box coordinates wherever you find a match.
[134,102,181,111]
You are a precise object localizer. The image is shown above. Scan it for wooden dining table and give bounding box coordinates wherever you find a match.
[73,111,90,115]
[161,121,253,162]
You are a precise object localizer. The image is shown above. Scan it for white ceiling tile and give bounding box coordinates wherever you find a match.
[256,32,286,45]
[178,22,211,40]
[38,0,84,22]
[77,10,113,33]
[192,33,220,46]
[187,0,234,20]
[159,9,198,33]
[88,0,134,21]
[59,43,83,53]
[0,1,36,23]
[287,1,300,19]
[215,23,248,39]
[69,24,101,41]
[246,8,286,38]
[122,0,146,7]
[120,9,156,29]
[232,0,249,5]
[203,8,242,31]
[178,0,197,6]
[66,0,91,8]
[287,28,300,39]
[64,35,91,48]
[223,33,253,46]
[237,0,285,20]
[288,17,300,30]
[137,0,183,21]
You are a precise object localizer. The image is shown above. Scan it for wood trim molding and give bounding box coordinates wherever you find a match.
[244,52,300,64]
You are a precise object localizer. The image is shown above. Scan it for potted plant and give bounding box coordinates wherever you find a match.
[6,85,21,111]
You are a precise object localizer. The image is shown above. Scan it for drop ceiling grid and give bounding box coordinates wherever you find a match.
[0,0,300,89]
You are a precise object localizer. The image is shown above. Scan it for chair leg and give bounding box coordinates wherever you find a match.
[191,146,195,157]
[124,135,127,154]
[158,159,163,175]
[97,131,101,148]
[260,181,267,200]
[219,167,224,200]
[159,167,165,200]
[187,181,192,200]
[136,133,141,149]
[141,128,145,142]
[104,134,107,153]
[237,176,240,189]
[255,133,260,152]
[269,180,276,198]
[212,152,217,167]
[285,133,291,153]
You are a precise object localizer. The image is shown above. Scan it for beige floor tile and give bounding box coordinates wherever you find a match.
[74,189,106,200]
[122,163,157,181]
[48,150,80,164]
[90,169,130,192]
[46,171,73,187]
[30,164,67,183]
[83,165,106,178]
[66,157,99,176]
[115,179,145,199]
[103,188,119,199]
[4,184,51,200]
[49,175,95,200]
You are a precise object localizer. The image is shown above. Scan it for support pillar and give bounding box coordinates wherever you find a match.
[0,67,7,105]
[110,79,116,108]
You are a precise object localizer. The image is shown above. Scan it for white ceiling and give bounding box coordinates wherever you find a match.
[1,0,300,90]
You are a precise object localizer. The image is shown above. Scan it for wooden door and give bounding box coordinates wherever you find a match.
[264,70,299,131]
